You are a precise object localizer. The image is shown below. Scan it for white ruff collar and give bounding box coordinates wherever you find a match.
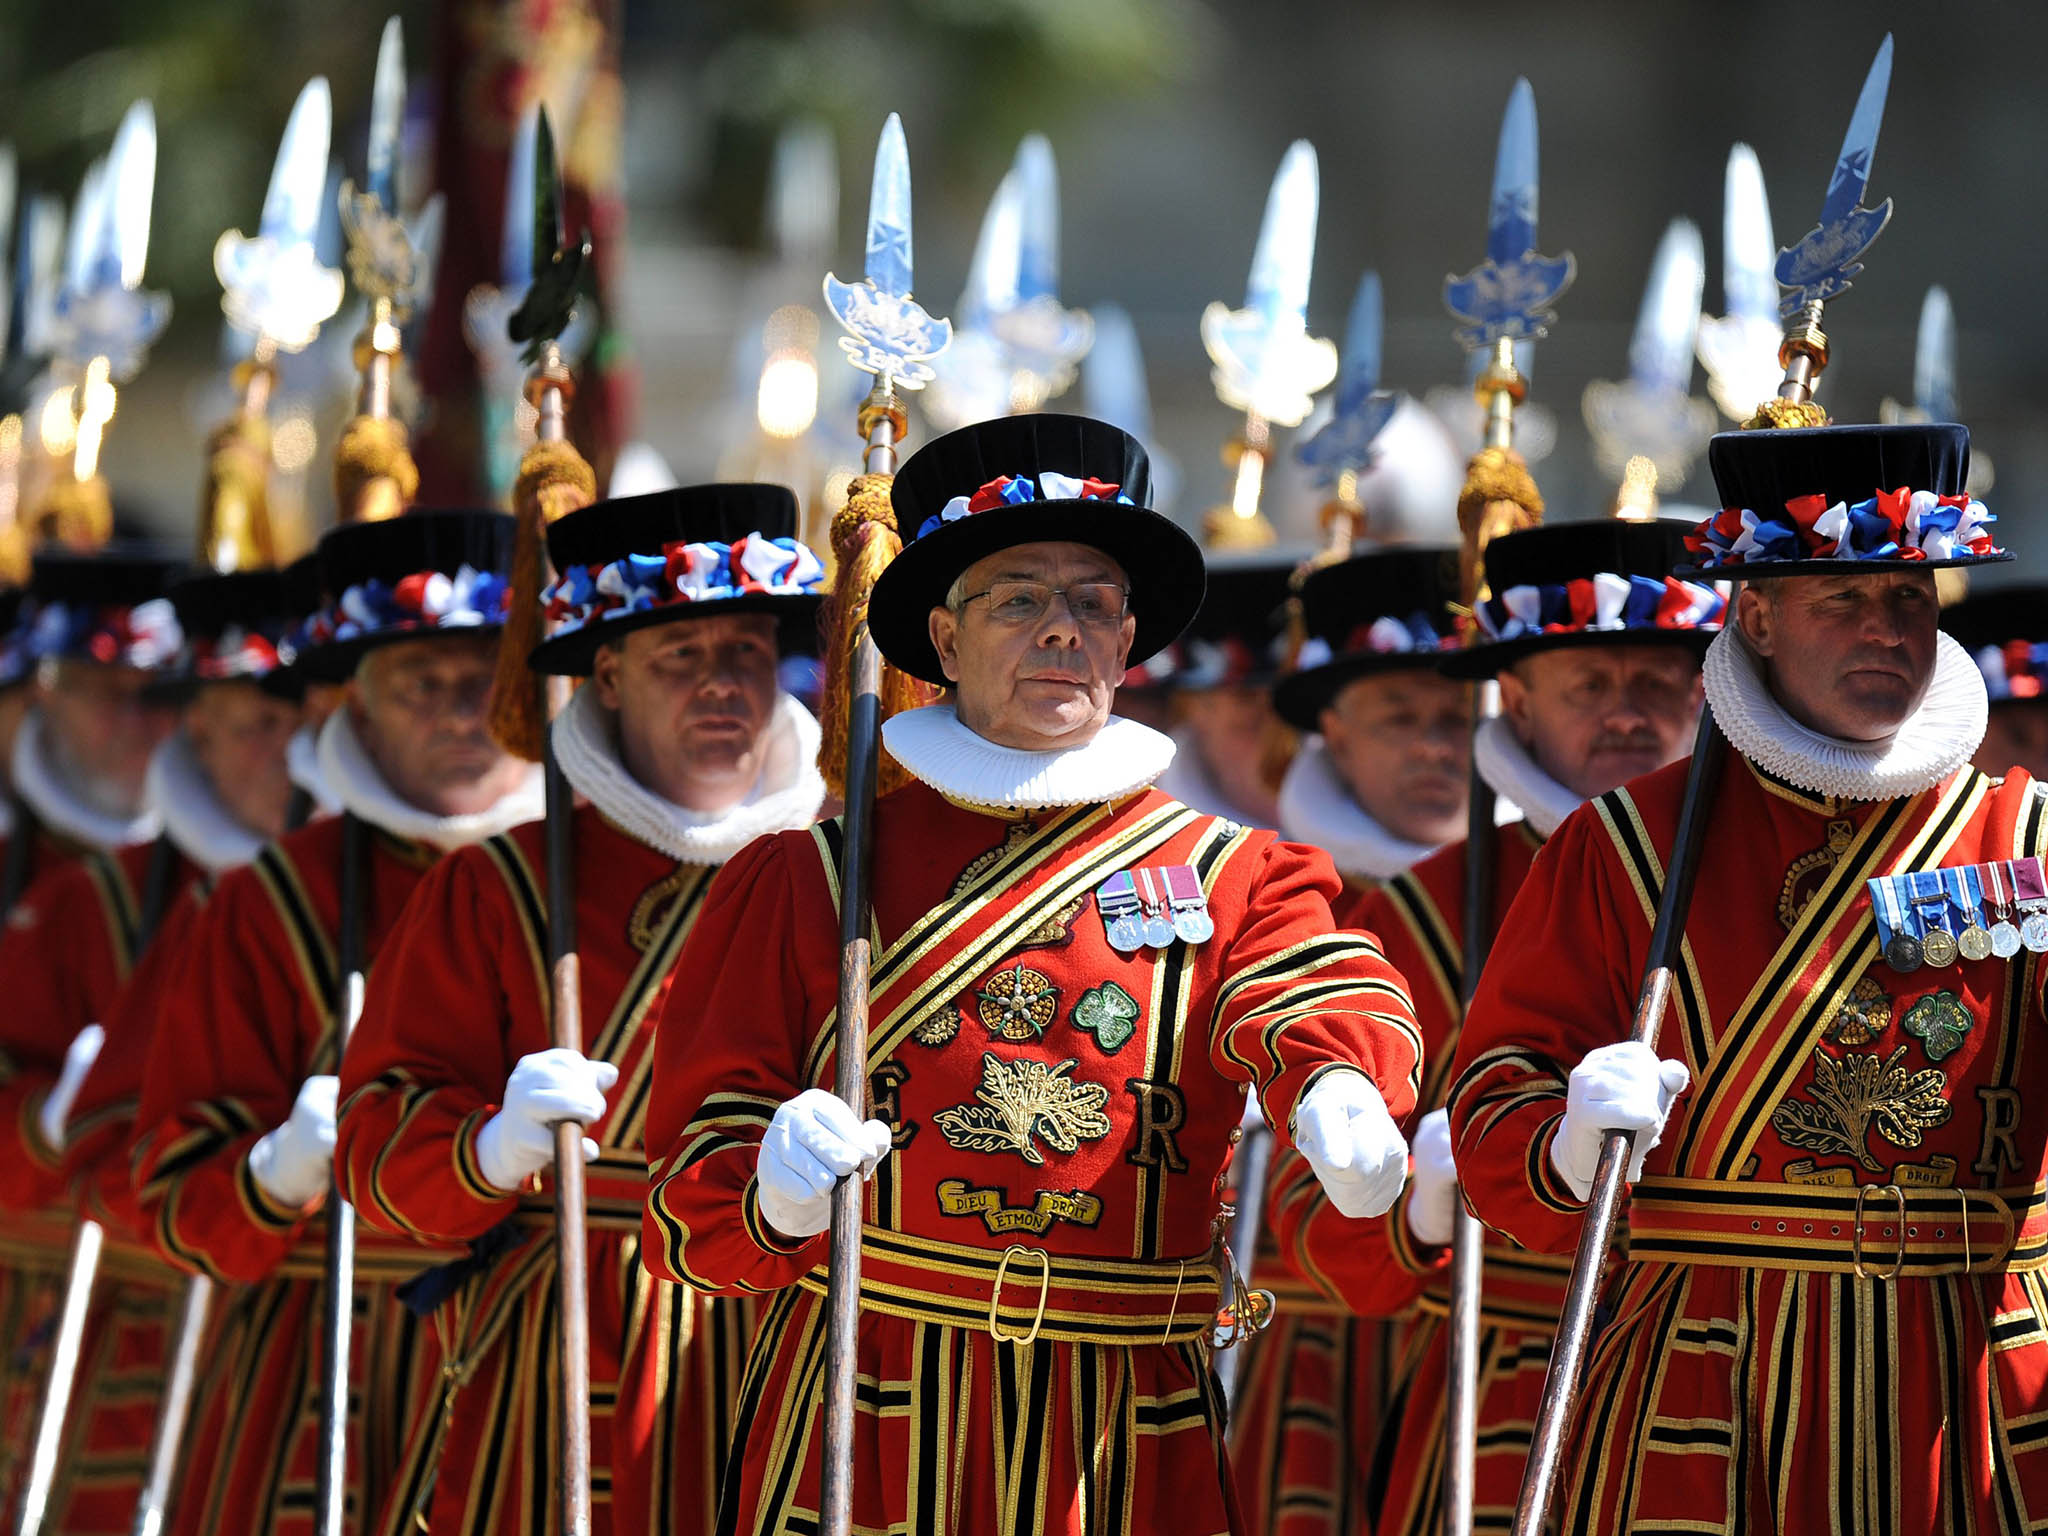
[1154,726,1268,829]
[1473,715,1585,838]
[881,704,1175,811]
[147,732,265,873]
[552,686,825,866]
[1705,626,1985,802]
[10,710,159,851]
[1276,737,1440,880]
[316,708,544,851]
[287,723,343,817]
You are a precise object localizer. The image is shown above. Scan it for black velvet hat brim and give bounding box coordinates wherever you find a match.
[527,592,824,676]
[295,622,508,686]
[1437,625,1719,681]
[1671,551,2013,582]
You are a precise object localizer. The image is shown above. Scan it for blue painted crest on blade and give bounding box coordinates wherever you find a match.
[366,18,406,213]
[1775,36,1894,317]
[1299,271,1398,482]
[1914,285,1955,423]
[1487,79,1538,266]
[864,114,913,298]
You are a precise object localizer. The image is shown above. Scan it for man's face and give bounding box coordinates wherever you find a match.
[1498,645,1702,801]
[1977,701,2048,783]
[591,613,782,813]
[928,541,1136,751]
[349,635,530,817]
[36,662,180,817]
[185,681,301,842]
[1319,670,1472,846]
[1735,572,1939,743]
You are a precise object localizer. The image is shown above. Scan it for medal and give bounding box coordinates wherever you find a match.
[2025,905,2048,954]
[1871,874,1922,973]
[1136,868,1176,949]
[1912,875,1958,967]
[1951,864,1993,962]
[1884,932,1924,973]
[1165,864,1214,945]
[1097,873,1146,953]
[1987,861,2023,958]
[2015,859,2048,953]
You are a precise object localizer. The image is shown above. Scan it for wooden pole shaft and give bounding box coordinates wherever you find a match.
[13,1220,104,1536]
[1509,711,1725,1536]
[545,732,592,1536]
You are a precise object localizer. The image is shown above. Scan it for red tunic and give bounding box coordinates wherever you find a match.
[337,807,755,1536]
[1449,748,2048,1534]
[643,781,1425,1536]
[0,840,195,1534]
[132,818,461,1536]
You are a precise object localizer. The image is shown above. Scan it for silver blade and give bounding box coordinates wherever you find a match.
[1082,301,1150,438]
[105,100,155,290]
[366,17,406,212]
[65,158,106,298]
[1629,218,1704,396]
[1012,133,1058,302]
[1244,138,1317,328]
[499,104,537,292]
[1821,34,1892,226]
[1487,78,1538,265]
[956,168,1022,330]
[1914,284,1955,422]
[258,78,332,254]
[864,113,913,298]
[1720,143,1776,322]
[767,118,836,265]
[1334,269,1382,411]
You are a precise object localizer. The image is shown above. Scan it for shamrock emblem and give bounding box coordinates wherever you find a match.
[1071,981,1141,1054]
[1900,989,1972,1063]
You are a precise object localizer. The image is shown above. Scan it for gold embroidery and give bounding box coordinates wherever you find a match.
[1893,1152,1959,1188]
[933,1054,1112,1166]
[950,822,1083,952]
[1783,1159,1858,1187]
[1777,818,1857,929]
[627,868,692,953]
[935,1178,1104,1234]
[974,966,1060,1043]
[1825,974,1892,1046]
[911,1009,963,1048]
[1770,1045,1953,1173]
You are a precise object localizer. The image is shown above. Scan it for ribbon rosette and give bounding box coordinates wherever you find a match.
[1687,486,2003,568]
[27,599,187,670]
[193,625,287,680]
[1476,575,1724,643]
[917,472,1133,539]
[541,532,826,639]
[327,565,510,642]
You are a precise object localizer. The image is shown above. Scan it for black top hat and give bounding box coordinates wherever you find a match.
[530,483,825,676]
[1441,519,1726,680]
[869,414,1206,686]
[168,569,303,693]
[1271,546,1462,731]
[299,509,516,682]
[1943,584,2048,707]
[22,544,187,671]
[1125,555,1298,694]
[0,587,28,690]
[1679,423,2011,579]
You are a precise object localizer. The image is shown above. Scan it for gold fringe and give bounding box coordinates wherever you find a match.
[27,475,114,551]
[1456,445,1544,614]
[332,414,419,524]
[1742,397,1830,431]
[198,414,276,571]
[488,438,598,762]
[816,473,942,800]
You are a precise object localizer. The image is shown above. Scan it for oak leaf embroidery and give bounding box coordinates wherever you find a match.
[933,1053,1112,1166]
[1770,1044,1951,1173]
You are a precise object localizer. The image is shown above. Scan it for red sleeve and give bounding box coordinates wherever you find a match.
[1446,807,1645,1254]
[337,848,529,1243]
[0,859,118,1211]
[1214,836,1424,1139]
[132,868,328,1283]
[64,889,205,1240]
[644,832,825,1295]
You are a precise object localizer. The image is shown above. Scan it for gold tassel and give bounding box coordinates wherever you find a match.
[332,414,420,524]
[487,437,597,762]
[27,475,114,551]
[1456,445,1544,615]
[1743,397,1830,432]
[816,472,942,801]
[198,414,277,571]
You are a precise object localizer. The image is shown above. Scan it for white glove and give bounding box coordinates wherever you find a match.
[474,1048,619,1193]
[1548,1041,1691,1201]
[755,1088,893,1241]
[37,1023,105,1153]
[248,1075,340,1210]
[1293,1070,1410,1219]
[1403,1108,1460,1248]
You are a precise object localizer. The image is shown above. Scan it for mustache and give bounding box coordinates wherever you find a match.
[1588,728,1664,756]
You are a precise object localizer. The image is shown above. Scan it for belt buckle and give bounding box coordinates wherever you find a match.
[1852,1183,1907,1280]
[988,1245,1051,1346]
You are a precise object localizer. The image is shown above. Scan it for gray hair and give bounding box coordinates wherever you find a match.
[944,572,969,612]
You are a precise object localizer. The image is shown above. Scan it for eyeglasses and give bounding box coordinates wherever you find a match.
[958,580,1130,628]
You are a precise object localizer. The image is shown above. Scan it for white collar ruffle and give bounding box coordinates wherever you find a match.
[287,722,343,817]
[146,731,265,874]
[551,685,824,866]
[1276,736,1441,881]
[1154,725,1268,829]
[881,704,1175,811]
[316,708,544,851]
[10,710,159,851]
[1705,626,1985,802]
[1473,714,1586,838]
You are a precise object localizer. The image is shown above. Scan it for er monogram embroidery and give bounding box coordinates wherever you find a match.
[975,966,1060,1042]
[1770,1044,1952,1173]
[933,1054,1112,1166]
[1071,981,1140,1053]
